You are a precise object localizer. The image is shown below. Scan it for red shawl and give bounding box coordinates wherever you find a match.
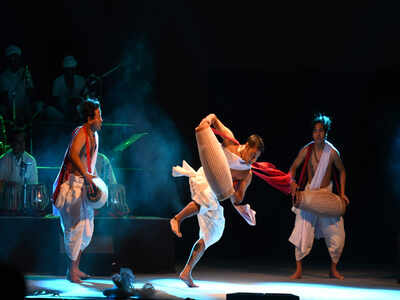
[52,126,94,205]
[211,128,291,195]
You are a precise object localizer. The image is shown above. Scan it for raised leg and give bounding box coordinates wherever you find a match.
[170,201,200,238]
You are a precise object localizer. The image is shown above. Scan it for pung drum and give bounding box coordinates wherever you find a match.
[195,124,234,201]
[86,177,108,209]
[107,184,129,216]
[25,184,50,213]
[295,189,346,217]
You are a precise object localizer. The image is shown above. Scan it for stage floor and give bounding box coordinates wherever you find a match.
[24,260,400,300]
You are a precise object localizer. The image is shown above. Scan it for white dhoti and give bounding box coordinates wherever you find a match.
[173,161,225,249]
[289,183,345,263]
[54,174,94,261]
[289,141,345,263]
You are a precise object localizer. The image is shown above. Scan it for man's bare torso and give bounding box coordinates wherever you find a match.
[223,144,252,181]
[307,145,334,188]
[71,130,96,176]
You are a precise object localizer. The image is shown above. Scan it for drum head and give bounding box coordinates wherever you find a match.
[87,177,108,209]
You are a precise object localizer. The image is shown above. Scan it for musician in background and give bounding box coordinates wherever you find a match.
[96,152,117,186]
[51,56,86,122]
[0,45,35,126]
[288,113,349,280]
[0,127,38,185]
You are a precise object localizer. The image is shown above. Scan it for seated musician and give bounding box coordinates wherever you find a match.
[95,152,117,186]
[0,127,38,185]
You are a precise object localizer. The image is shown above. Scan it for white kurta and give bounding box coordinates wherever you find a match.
[52,74,85,115]
[289,141,345,263]
[0,150,38,184]
[95,153,117,186]
[0,68,33,121]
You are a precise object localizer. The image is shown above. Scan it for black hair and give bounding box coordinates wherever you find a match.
[8,127,25,144]
[246,134,264,153]
[312,113,332,134]
[77,98,100,122]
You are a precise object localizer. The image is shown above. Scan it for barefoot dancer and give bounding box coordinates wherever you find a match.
[170,114,263,287]
[52,99,103,283]
[288,114,349,280]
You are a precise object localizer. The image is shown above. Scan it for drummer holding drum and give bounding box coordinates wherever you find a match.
[52,98,106,283]
[288,114,349,280]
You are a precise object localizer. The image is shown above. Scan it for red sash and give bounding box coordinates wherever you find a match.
[211,128,291,195]
[52,126,95,205]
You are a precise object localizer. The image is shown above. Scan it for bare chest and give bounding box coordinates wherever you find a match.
[231,169,251,181]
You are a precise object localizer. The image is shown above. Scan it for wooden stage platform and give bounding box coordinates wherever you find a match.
[0,216,175,275]
[22,260,400,300]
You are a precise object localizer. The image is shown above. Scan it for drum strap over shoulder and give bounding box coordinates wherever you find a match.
[298,144,313,190]
[298,143,340,194]
[52,127,82,204]
[82,126,92,173]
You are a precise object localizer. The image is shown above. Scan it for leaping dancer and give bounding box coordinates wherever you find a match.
[170,113,271,287]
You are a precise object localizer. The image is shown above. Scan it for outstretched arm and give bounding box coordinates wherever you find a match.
[230,172,252,205]
[199,113,236,146]
[332,150,349,205]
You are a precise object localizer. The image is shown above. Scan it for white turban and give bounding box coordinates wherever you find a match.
[5,45,21,57]
[63,56,78,68]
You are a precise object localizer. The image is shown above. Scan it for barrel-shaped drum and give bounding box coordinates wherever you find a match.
[86,177,108,209]
[297,189,346,217]
[195,124,234,201]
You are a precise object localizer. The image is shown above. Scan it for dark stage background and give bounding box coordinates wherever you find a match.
[0,1,398,268]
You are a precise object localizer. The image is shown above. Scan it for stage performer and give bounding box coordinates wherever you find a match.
[288,113,349,280]
[52,98,103,283]
[170,113,264,287]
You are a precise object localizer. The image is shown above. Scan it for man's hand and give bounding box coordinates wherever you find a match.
[290,181,298,199]
[341,194,350,206]
[84,173,96,193]
[206,114,216,126]
[200,114,216,127]
[230,192,243,205]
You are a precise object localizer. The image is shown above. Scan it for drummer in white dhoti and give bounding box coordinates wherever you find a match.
[52,98,103,283]
[288,114,349,280]
[170,113,263,287]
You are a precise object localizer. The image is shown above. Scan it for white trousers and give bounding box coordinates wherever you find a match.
[289,184,345,263]
[55,174,94,261]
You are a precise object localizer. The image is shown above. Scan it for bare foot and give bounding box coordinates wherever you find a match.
[179,272,199,288]
[329,270,344,280]
[170,217,182,238]
[289,270,302,279]
[66,269,83,283]
[77,270,91,280]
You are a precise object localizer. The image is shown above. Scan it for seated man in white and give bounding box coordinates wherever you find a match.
[0,128,38,185]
